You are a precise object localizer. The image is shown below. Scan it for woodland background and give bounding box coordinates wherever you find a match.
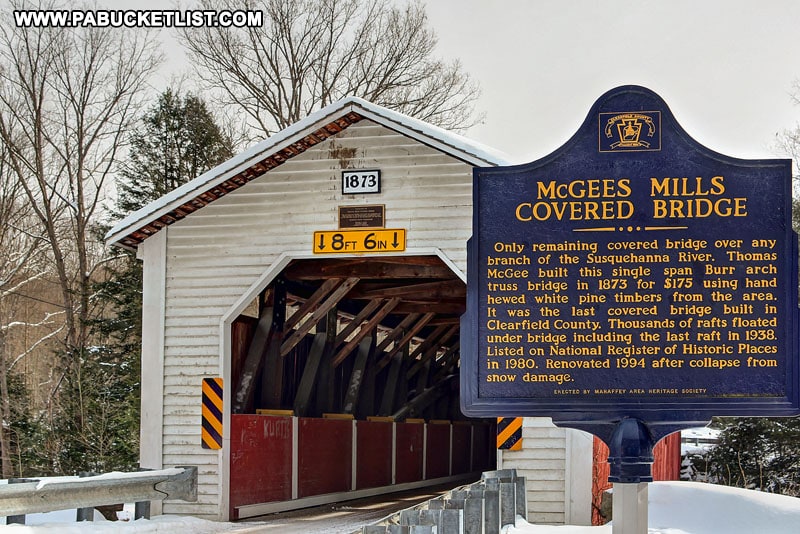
[0,0,799,497]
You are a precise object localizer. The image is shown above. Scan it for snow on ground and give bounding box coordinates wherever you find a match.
[507,481,800,534]
[0,508,260,533]
[2,481,800,533]
[679,426,720,456]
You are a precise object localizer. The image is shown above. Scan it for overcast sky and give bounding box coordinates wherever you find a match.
[146,1,800,164]
[422,0,800,163]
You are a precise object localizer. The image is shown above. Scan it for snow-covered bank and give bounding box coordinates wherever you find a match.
[1,513,252,533]
[3,480,800,533]
[507,481,800,534]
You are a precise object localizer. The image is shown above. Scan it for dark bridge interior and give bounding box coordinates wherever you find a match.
[230,255,469,420]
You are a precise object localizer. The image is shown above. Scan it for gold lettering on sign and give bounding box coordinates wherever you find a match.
[483,172,779,396]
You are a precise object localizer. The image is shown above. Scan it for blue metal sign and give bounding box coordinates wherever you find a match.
[460,86,800,479]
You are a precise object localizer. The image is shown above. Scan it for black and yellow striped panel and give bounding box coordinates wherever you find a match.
[201,377,223,450]
[496,417,522,450]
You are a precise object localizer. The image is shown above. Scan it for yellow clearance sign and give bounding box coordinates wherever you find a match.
[313,229,406,254]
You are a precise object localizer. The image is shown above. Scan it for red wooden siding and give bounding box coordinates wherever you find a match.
[451,423,472,474]
[298,418,353,498]
[425,423,451,479]
[229,416,494,519]
[229,415,293,519]
[355,420,393,489]
[591,431,681,525]
[395,422,425,484]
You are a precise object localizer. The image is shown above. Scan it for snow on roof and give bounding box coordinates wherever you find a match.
[681,427,721,440]
[105,96,511,249]
[347,96,512,166]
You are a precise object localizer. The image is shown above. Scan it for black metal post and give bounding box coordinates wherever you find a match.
[6,478,33,525]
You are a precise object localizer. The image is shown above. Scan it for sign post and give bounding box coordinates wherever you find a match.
[460,86,800,532]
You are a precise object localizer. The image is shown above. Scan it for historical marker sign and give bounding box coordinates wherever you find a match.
[460,86,800,444]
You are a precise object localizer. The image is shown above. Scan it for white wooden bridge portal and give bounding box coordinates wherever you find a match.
[106,97,592,523]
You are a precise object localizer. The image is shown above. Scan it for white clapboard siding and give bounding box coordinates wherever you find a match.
[500,417,593,526]
[156,119,478,518]
[501,418,569,525]
[520,433,567,524]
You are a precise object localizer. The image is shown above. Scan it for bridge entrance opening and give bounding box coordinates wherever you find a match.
[227,254,494,519]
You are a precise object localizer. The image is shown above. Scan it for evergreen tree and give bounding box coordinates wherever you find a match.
[59,89,234,474]
[701,95,800,496]
[5,368,50,477]
[707,417,800,496]
[115,88,234,215]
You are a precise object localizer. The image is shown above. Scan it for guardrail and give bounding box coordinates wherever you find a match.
[1,466,197,524]
[358,468,525,534]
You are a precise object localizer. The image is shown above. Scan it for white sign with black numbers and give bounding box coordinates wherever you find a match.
[342,170,381,194]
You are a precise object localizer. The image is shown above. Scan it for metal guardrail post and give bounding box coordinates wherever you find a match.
[134,500,151,520]
[499,482,516,527]
[6,479,34,525]
[135,467,153,519]
[613,482,649,534]
[463,497,483,534]
[356,469,524,534]
[76,472,96,521]
[515,476,526,519]
[483,485,500,534]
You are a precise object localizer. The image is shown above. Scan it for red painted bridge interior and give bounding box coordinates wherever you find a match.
[229,414,494,519]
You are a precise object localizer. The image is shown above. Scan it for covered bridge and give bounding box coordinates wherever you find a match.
[106,97,595,523]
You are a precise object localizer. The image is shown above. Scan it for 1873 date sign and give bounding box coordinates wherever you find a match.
[460,86,800,483]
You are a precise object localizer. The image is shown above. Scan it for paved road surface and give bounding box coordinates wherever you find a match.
[231,484,459,533]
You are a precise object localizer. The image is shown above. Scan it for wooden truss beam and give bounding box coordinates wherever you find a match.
[342,333,376,415]
[378,341,407,417]
[391,375,456,421]
[406,324,459,379]
[332,297,401,368]
[232,304,273,414]
[293,309,337,417]
[406,324,455,362]
[280,277,360,356]
[283,259,456,281]
[259,281,287,409]
[392,301,465,315]
[334,299,383,347]
[376,312,436,370]
[433,341,460,382]
[349,280,464,300]
[283,278,342,332]
[233,280,286,413]
[374,313,421,354]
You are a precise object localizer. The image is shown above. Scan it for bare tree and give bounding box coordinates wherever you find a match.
[181,0,481,138]
[774,81,800,307]
[0,0,162,423]
[0,143,49,477]
[775,81,800,232]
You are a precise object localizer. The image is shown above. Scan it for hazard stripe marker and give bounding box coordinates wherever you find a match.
[201,377,223,450]
[496,417,522,450]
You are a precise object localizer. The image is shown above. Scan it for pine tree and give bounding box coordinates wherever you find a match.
[58,89,234,474]
[707,417,800,496]
[5,368,49,477]
[116,88,234,215]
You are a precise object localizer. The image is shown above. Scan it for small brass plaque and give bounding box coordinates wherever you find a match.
[339,205,385,228]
